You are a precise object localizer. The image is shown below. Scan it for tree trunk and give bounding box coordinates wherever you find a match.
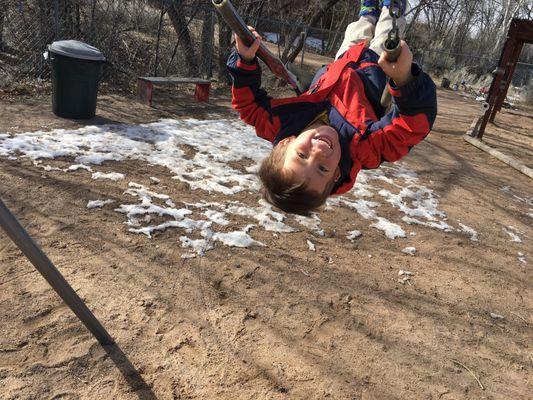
[283,0,341,63]
[200,8,214,78]
[216,15,232,83]
[166,3,199,76]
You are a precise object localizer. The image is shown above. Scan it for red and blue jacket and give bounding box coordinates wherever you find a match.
[227,42,437,195]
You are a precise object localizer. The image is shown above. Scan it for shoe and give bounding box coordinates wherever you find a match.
[380,0,407,15]
[359,0,380,18]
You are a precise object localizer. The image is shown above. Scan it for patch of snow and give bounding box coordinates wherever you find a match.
[0,118,459,254]
[518,252,527,265]
[294,213,324,236]
[180,236,212,256]
[307,240,316,251]
[503,227,522,243]
[203,210,230,226]
[402,246,416,255]
[370,217,406,239]
[398,270,414,276]
[87,199,115,209]
[92,172,124,181]
[347,230,362,241]
[212,229,263,248]
[458,223,479,242]
[500,186,533,207]
[68,164,93,172]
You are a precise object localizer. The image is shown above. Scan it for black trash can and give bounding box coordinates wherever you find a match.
[48,40,106,119]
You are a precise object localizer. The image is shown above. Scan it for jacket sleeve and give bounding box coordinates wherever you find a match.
[353,63,437,169]
[226,49,280,142]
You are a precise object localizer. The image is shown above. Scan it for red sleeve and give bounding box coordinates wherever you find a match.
[227,50,280,143]
[353,64,437,168]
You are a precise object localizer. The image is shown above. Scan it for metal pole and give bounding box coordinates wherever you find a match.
[0,197,114,345]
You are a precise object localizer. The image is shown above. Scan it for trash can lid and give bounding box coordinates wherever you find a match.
[48,40,106,61]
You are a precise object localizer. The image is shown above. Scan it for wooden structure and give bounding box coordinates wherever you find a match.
[472,19,533,140]
[137,77,211,107]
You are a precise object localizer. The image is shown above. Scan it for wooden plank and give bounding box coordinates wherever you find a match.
[463,135,533,179]
[138,77,210,85]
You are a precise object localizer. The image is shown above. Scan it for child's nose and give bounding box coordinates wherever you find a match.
[310,146,326,161]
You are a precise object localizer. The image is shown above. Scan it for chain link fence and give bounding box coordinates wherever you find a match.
[1,1,532,94]
[413,47,533,87]
[0,0,218,88]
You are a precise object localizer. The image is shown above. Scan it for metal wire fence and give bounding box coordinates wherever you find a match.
[1,1,532,91]
[413,47,533,87]
[0,0,217,87]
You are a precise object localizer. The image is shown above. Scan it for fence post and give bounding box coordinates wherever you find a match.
[207,9,215,79]
[0,2,5,52]
[300,27,308,67]
[154,6,165,76]
[53,0,60,39]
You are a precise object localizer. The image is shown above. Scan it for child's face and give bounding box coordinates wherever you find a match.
[281,125,341,193]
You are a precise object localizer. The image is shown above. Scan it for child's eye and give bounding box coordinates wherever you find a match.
[297,152,306,159]
[319,165,329,172]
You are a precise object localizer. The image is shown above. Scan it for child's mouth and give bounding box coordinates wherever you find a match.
[313,136,333,149]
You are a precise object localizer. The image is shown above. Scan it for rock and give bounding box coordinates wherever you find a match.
[398,270,414,276]
[402,246,416,256]
[490,312,504,320]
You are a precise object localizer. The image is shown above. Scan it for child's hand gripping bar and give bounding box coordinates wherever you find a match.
[212,0,303,95]
[383,0,402,62]
[380,0,402,106]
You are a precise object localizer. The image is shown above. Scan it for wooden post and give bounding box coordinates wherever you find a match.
[137,79,154,107]
[194,83,211,102]
[491,42,523,119]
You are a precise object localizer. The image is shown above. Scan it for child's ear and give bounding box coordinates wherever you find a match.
[279,137,294,145]
[334,167,341,182]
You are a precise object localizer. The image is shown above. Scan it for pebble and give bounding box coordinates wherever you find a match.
[402,247,416,256]
[490,312,504,320]
[398,270,414,276]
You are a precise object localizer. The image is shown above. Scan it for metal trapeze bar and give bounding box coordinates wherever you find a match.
[0,197,114,345]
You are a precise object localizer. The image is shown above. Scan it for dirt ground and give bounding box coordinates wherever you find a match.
[0,80,532,400]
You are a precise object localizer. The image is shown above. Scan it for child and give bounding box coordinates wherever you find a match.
[227,0,437,215]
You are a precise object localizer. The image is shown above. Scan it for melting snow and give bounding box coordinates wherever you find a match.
[402,246,416,255]
[0,118,467,255]
[458,223,479,242]
[92,172,125,181]
[87,199,115,209]
[347,230,362,241]
[503,226,522,243]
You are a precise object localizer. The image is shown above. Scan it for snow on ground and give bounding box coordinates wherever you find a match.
[0,118,477,255]
[402,246,416,256]
[458,223,479,242]
[92,171,125,181]
[503,226,522,243]
[264,32,327,52]
[500,186,533,219]
[347,230,362,241]
[87,199,115,209]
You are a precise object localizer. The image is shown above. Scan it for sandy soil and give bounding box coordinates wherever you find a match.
[0,82,531,400]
